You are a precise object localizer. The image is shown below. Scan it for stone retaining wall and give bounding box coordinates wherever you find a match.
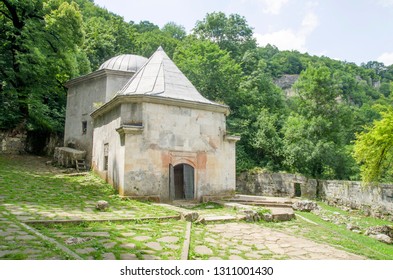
[236,171,393,218]
[0,130,26,154]
[236,171,317,198]
[319,180,393,218]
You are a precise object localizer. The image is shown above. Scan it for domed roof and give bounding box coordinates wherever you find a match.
[98,54,148,72]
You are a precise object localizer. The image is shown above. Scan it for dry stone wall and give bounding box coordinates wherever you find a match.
[319,180,393,218]
[0,130,26,154]
[236,171,317,198]
[236,171,393,218]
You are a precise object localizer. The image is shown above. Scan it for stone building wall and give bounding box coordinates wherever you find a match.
[236,171,393,217]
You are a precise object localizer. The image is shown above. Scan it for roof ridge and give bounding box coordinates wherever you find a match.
[149,60,164,95]
[117,47,223,107]
[117,53,153,95]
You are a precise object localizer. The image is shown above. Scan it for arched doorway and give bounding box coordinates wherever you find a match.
[169,164,195,200]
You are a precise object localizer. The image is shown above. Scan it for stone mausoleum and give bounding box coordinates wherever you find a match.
[63,47,239,202]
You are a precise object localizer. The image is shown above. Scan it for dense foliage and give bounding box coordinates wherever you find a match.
[1,0,392,182]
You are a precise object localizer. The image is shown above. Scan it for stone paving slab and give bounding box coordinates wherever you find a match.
[1,206,369,260]
[191,222,365,260]
[0,211,68,260]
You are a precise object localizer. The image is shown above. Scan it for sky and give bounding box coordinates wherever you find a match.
[93,0,393,66]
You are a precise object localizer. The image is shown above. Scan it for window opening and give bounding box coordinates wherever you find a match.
[294,183,302,197]
[82,121,87,134]
[103,143,109,171]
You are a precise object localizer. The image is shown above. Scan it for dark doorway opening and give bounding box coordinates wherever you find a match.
[169,164,194,200]
[294,183,302,197]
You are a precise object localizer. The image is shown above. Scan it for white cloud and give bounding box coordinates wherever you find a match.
[378,0,393,7]
[254,11,319,52]
[300,11,318,35]
[377,52,393,66]
[255,29,307,51]
[259,0,289,14]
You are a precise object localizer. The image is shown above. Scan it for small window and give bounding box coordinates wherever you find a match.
[82,121,87,134]
[103,143,109,171]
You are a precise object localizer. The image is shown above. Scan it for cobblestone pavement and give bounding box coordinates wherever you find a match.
[0,207,366,260]
[192,223,365,260]
[0,211,65,259]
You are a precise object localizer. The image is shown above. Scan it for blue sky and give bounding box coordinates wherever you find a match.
[93,0,393,66]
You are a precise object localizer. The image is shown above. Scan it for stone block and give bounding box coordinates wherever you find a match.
[54,147,86,167]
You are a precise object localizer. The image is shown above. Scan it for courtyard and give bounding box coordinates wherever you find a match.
[0,155,392,260]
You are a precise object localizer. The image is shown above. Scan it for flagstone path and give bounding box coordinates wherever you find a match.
[0,208,365,260]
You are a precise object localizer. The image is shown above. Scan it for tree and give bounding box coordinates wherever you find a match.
[132,20,159,33]
[0,0,85,132]
[282,65,355,179]
[162,22,186,40]
[83,15,137,70]
[251,108,284,169]
[134,29,180,58]
[193,12,256,61]
[266,51,305,77]
[228,65,287,171]
[173,37,242,103]
[353,106,393,182]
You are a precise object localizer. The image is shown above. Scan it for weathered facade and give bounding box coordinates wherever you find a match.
[64,47,239,202]
[64,54,148,164]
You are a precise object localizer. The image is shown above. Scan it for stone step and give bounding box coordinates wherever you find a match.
[229,201,293,208]
[269,207,295,221]
[203,215,238,223]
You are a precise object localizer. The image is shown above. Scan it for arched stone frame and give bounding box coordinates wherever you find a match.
[168,151,198,200]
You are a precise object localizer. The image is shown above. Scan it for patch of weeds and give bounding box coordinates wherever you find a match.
[2,253,28,260]
[255,207,271,216]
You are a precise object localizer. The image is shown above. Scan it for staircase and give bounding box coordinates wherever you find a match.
[75,159,87,172]
[227,195,296,221]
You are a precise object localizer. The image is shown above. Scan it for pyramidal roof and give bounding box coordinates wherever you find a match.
[118,47,220,106]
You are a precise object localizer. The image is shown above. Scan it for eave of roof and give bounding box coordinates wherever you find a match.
[90,94,229,119]
[64,69,133,88]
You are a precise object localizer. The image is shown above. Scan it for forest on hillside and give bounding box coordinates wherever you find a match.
[1,0,393,183]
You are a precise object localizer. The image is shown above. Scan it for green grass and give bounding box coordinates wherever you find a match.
[0,155,178,220]
[0,154,180,259]
[33,220,187,260]
[2,154,393,260]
